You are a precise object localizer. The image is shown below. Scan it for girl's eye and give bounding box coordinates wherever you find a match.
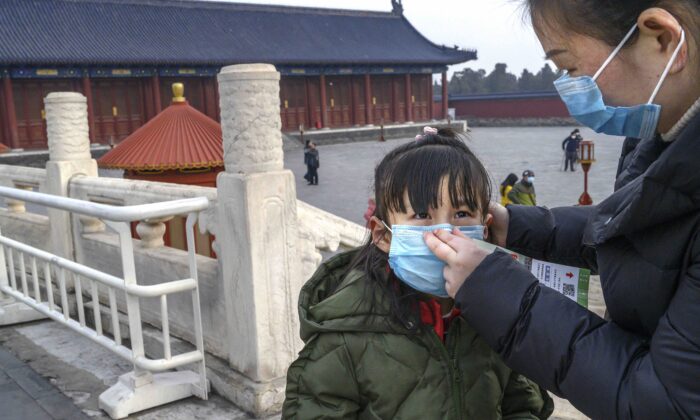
[455,211,470,219]
[414,213,430,220]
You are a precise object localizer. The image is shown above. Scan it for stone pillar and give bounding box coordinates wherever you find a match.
[216,64,303,416]
[44,92,98,266]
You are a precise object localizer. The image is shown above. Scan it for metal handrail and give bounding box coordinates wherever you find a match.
[0,185,208,222]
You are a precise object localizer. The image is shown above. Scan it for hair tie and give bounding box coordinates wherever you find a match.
[415,126,438,141]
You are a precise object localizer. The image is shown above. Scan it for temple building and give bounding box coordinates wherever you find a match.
[0,0,475,150]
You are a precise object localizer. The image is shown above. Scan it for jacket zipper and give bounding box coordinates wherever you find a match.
[426,326,464,420]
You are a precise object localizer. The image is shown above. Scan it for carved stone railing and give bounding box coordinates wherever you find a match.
[0,165,47,214]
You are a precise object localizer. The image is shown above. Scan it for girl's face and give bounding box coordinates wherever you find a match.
[371,178,492,254]
[535,7,697,133]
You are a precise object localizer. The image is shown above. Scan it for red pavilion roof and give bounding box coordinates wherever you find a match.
[99,85,223,171]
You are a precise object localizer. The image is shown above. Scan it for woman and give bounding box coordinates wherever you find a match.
[425,2,700,419]
[499,173,518,206]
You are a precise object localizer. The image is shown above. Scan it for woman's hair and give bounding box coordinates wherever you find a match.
[500,173,519,196]
[523,0,700,46]
[348,128,492,332]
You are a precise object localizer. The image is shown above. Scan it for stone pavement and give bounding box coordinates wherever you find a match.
[0,322,252,419]
[0,342,89,419]
[286,126,624,225]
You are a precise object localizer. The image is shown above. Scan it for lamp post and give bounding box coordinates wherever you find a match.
[578,140,595,205]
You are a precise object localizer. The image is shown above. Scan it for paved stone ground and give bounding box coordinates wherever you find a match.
[286,126,624,225]
[0,322,251,419]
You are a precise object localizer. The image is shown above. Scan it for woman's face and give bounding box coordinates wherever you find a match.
[534,8,697,132]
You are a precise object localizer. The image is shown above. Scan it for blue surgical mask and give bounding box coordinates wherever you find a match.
[383,223,484,298]
[554,25,686,140]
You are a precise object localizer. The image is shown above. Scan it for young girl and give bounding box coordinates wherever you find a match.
[283,128,553,419]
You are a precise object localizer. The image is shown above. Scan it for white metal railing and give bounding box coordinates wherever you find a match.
[0,185,209,419]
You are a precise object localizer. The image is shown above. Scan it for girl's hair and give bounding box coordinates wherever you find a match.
[523,0,700,46]
[348,128,492,332]
[500,173,519,197]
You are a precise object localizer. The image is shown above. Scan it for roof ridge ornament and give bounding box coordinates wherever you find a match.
[391,0,403,15]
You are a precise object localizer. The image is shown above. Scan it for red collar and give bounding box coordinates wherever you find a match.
[419,299,461,342]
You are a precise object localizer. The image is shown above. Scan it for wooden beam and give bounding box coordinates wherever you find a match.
[82,74,96,143]
[319,74,327,128]
[2,75,20,149]
[405,73,413,122]
[428,74,434,120]
[364,74,372,125]
[441,71,448,120]
[152,73,162,114]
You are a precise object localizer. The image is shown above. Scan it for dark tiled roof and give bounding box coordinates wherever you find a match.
[0,0,476,67]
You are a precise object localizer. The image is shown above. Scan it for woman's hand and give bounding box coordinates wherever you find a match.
[424,228,491,298]
[488,202,509,247]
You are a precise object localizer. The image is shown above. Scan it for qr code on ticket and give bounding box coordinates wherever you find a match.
[562,283,576,298]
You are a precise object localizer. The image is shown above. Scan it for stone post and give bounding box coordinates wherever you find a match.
[44,92,98,268]
[216,64,303,416]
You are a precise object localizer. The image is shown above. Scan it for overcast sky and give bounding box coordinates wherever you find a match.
[212,0,548,77]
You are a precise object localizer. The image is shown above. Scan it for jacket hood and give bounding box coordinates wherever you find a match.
[585,111,700,245]
[297,250,406,342]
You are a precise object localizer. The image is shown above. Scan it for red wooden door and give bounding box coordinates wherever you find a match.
[352,77,366,126]
[14,79,79,149]
[305,78,322,129]
[412,74,430,121]
[280,77,309,131]
[393,76,406,123]
[326,77,352,128]
[92,79,144,144]
[371,76,392,124]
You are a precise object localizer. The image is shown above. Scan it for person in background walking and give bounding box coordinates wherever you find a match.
[306,142,319,185]
[499,173,519,206]
[303,140,311,182]
[562,129,582,171]
[508,170,536,206]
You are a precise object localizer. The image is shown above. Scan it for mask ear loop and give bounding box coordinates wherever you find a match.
[593,24,639,81]
[381,221,393,233]
[648,28,686,104]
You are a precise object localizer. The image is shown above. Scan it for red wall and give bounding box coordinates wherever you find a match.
[451,96,568,119]
[433,95,569,120]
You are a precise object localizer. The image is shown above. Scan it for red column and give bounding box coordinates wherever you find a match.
[152,73,162,114]
[364,74,372,125]
[405,73,413,122]
[319,74,327,128]
[428,74,434,120]
[2,75,20,149]
[441,71,448,120]
[82,73,96,143]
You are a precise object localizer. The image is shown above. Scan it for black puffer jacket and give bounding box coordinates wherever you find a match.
[456,112,700,419]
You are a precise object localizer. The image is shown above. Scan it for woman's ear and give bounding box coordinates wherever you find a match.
[369,216,391,253]
[483,213,494,240]
[637,7,688,74]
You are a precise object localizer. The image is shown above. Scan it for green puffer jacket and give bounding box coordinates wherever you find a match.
[283,251,553,419]
[508,181,537,206]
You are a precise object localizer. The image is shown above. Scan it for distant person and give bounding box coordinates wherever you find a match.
[306,142,319,185]
[303,140,311,183]
[508,170,536,206]
[499,173,519,206]
[562,129,582,172]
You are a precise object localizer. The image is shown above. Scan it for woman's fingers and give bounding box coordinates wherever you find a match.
[423,231,459,262]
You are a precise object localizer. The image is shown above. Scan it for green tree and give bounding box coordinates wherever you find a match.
[518,69,537,91]
[485,63,518,93]
[534,63,560,91]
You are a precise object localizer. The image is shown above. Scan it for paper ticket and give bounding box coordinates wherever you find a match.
[474,240,590,308]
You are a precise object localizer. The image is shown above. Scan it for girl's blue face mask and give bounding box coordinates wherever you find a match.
[383,223,484,298]
[554,24,685,140]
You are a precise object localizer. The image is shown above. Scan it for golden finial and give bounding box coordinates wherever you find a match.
[172,83,185,103]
